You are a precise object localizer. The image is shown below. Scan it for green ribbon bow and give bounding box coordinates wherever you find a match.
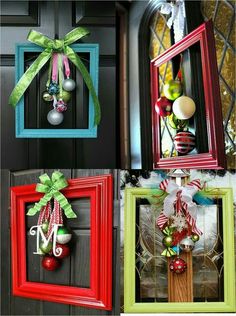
[161,226,176,257]
[9,27,101,125]
[27,171,77,218]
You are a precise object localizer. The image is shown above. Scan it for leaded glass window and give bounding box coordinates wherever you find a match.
[135,200,224,302]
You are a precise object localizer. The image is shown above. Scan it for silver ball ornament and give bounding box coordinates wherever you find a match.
[47,109,64,125]
[62,78,76,91]
[180,236,195,252]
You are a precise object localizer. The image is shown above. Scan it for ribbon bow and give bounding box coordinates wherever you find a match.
[27,171,77,218]
[9,27,101,125]
[156,179,202,235]
[160,0,185,43]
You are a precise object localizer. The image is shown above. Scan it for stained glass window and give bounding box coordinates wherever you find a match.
[201,0,235,168]
[135,200,224,302]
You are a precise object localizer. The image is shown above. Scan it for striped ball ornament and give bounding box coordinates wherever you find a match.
[174,131,195,154]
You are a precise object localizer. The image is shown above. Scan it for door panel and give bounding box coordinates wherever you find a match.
[0,1,117,169]
[0,169,119,315]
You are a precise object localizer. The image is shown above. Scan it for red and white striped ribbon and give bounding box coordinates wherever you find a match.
[47,199,63,238]
[156,179,203,235]
[37,201,51,226]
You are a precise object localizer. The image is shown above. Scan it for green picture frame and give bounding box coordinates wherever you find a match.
[124,188,236,313]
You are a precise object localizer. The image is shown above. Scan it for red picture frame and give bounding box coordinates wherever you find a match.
[150,20,225,169]
[10,175,113,310]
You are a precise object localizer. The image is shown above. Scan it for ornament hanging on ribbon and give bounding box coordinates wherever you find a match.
[27,171,76,271]
[156,178,203,274]
[9,27,101,126]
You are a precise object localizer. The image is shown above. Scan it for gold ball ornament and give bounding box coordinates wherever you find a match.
[173,96,196,120]
[163,80,182,101]
[40,241,53,254]
[162,236,173,247]
[56,90,72,102]
[191,234,200,242]
[42,91,54,102]
[41,221,49,233]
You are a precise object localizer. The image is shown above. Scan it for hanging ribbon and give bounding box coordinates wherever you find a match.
[37,201,51,228]
[63,55,70,79]
[161,227,176,257]
[27,171,77,218]
[8,27,101,125]
[156,179,203,235]
[47,199,63,238]
[160,0,186,43]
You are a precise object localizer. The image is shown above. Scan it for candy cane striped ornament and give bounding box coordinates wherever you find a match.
[174,131,195,154]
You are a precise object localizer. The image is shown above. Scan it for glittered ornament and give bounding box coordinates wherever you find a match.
[191,234,200,242]
[55,243,70,259]
[47,82,60,95]
[41,221,49,233]
[56,227,72,244]
[155,97,172,117]
[42,91,54,102]
[163,80,182,101]
[168,113,188,130]
[174,131,195,154]
[56,90,71,102]
[42,255,60,271]
[56,99,67,113]
[40,241,53,254]
[62,78,76,92]
[162,236,173,247]
[180,236,195,252]
[47,109,64,125]
[173,96,196,119]
[169,257,187,274]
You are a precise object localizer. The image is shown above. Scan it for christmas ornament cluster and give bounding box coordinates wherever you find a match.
[27,171,77,272]
[155,78,196,155]
[29,201,73,271]
[43,53,76,125]
[40,224,72,271]
[156,179,203,274]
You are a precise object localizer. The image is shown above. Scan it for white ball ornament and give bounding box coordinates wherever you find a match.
[62,78,76,92]
[173,96,196,120]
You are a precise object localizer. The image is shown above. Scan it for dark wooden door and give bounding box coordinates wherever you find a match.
[0,1,117,169]
[1,169,120,315]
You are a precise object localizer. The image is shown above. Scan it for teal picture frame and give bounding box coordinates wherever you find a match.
[15,43,99,138]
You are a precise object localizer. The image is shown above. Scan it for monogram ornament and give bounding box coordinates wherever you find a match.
[27,171,77,271]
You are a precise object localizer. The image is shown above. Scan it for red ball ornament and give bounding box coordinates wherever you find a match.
[55,243,70,259]
[41,255,60,271]
[169,257,187,274]
[174,131,195,154]
[155,97,172,117]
